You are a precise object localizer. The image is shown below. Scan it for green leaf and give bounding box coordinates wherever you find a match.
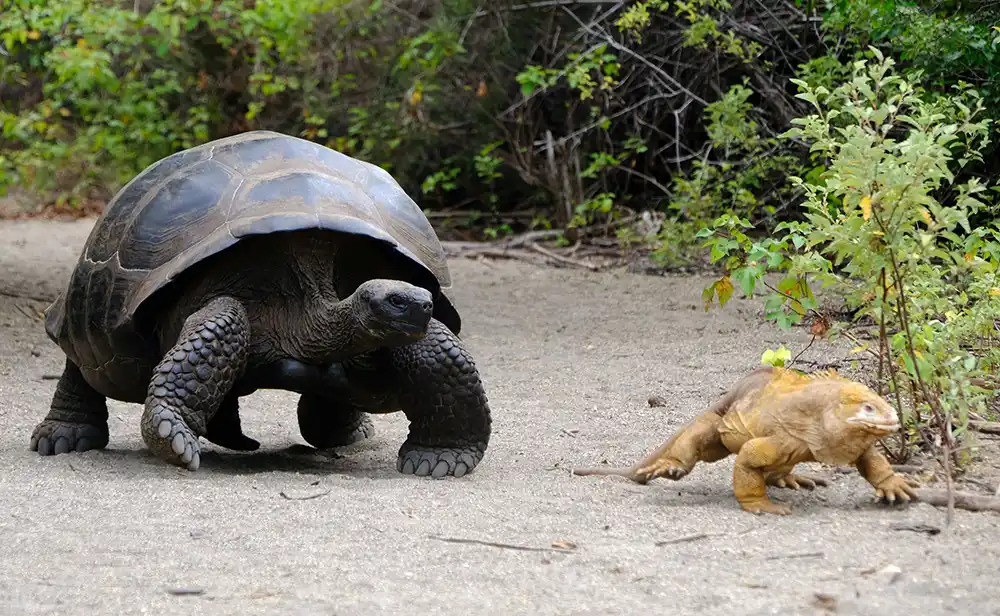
[731,266,757,297]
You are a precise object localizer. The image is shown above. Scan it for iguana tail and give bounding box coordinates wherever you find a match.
[571,422,691,485]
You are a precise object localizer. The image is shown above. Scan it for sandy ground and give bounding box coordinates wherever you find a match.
[0,218,997,616]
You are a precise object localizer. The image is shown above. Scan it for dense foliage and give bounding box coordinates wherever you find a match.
[2,0,998,469]
[704,50,999,469]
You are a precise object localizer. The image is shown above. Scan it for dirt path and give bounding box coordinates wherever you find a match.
[0,218,997,616]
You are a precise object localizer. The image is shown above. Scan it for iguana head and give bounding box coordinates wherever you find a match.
[835,385,900,436]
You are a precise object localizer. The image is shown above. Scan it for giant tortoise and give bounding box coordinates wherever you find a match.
[30,130,492,477]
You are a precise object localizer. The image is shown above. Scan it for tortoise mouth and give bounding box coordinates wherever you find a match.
[393,319,430,336]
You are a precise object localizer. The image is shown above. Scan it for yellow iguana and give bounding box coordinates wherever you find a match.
[572,366,917,515]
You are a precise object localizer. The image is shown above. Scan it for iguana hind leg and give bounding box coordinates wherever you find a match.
[30,358,110,456]
[203,394,260,452]
[733,437,793,515]
[573,411,731,484]
[140,296,249,471]
[632,411,730,481]
[855,446,917,504]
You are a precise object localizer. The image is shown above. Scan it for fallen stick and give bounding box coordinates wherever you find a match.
[913,488,1000,512]
[278,489,331,501]
[655,531,724,546]
[0,288,53,303]
[527,242,601,270]
[441,215,638,253]
[427,535,575,553]
[891,464,926,474]
[969,420,1000,435]
[425,209,536,220]
[764,551,824,561]
[442,245,549,265]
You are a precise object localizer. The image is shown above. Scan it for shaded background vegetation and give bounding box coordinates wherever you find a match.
[3,1,997,242]
[2,0,999,472]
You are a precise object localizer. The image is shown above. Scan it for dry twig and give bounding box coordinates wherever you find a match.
[912,488,1000,512]
[969,420,1000,435]
[655,531,724,546]
[427,535,577,553]
[278,489,331,501]
[527,242,601,270]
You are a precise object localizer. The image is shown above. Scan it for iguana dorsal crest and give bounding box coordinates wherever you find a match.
[805,368,848,382]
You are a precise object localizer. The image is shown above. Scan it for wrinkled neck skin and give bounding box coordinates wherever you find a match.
[266,236,377,364]
[293,291,397,364]
[811,408,882,465]
[769,382,883,465]
[294,292,426,366]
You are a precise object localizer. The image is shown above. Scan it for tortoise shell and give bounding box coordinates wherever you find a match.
[46,130,460,382]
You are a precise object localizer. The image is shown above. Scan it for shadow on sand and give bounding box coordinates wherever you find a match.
[26,441,411,480]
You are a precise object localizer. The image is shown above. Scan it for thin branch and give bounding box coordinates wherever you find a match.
[559,7,710,106]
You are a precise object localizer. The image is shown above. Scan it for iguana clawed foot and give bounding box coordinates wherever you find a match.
[873,473,917,505]
[297,395,376,449]
[635,457,689,481]
[738,498,792,516]
[766,472,829,491]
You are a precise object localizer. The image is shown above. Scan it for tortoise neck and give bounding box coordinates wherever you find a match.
[296,292,382,364]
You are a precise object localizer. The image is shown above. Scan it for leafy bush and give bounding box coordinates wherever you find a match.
[0,0,523,212]
[821,0,1000,217]
[643,82,804,267]
[497,0,823,238]
[824,0,1000,112]
[700,49,1000,467]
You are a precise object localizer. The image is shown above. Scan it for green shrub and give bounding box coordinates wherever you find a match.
[0,0,522,212]
[700,49,1000,466]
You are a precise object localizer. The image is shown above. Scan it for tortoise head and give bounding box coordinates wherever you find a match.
[354,279,434,341]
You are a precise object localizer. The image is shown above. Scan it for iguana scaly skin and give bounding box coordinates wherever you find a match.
[572,366,917,515]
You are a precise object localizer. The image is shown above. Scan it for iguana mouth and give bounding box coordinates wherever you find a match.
[846,416,900,431]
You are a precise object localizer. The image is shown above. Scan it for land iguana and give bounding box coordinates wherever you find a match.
[572,366,917,515]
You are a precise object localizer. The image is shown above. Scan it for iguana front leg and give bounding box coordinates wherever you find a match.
[855,446,917,504]
[732,437,795,515]
[30,358,109,456]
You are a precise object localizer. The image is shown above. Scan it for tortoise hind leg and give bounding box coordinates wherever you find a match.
[203,394,260,452]
[140,296,250,471]
[297,394,375,449]
[389,319,492,478]
[30,358,110,456]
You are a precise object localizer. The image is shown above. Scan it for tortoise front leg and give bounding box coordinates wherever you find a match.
[388,319,492,478]
[140,296,249,471]
[30,358,110,456]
